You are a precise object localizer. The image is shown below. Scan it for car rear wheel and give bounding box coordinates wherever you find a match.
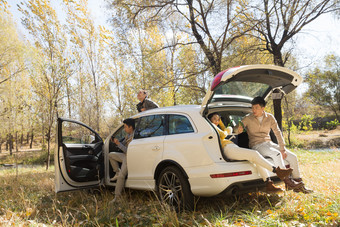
[157,166,194,211]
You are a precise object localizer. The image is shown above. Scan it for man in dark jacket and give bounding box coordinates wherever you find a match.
[136,89,159,112]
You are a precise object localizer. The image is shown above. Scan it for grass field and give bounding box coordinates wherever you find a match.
[0,148,339,226]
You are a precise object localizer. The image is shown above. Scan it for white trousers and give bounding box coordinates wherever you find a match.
[252,142,301,179]
[224,143,275,181]
[109,152,127,196]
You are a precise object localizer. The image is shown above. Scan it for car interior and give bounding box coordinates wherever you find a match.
[206,109,279,163]
[207,110,250,148]
[59,119,104,183]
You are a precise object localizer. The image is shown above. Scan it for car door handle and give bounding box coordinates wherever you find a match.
[82,145,93,154]
[152,145,160,151]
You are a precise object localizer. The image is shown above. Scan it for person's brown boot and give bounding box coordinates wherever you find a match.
[292,178,313,194]
[266,180,283,193]
[284,178,304,190]
[275,166,293,180]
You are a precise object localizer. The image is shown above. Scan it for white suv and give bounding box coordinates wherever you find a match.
[55,65,302,210]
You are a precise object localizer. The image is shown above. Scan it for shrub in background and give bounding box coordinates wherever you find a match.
[299,114,315,131]
[325,119,340,130]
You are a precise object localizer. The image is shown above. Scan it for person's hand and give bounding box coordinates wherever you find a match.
[226,126,233,135]
[238,125,244,134]
[113,138,120,145]
[141,108,146,112]
[280,149,287,159]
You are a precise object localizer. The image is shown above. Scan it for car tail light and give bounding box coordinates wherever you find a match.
[210,170,252,178]
[211,70,227,91]
[210,66,241,91]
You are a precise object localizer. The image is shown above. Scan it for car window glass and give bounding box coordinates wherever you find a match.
[215,111,249,127]
[135,115,164,139]
[62,121,97,144]
[169,115,194,135]
[214,81,271,98]
[113,125,126,142]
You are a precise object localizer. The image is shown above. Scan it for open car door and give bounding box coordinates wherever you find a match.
[200,65,303,115]
[55,118,104,192]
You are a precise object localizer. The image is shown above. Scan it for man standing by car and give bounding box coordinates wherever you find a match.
[238,96,313,193]
[109,118,135,202]
[136,89,159,112]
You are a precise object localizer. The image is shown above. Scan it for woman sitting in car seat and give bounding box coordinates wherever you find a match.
[208,113,292,193]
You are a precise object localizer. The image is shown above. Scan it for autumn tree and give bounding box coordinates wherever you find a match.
[0,9,26,86]
[245,0,339,129]
[0,7,31,155]
[107,53,136,121]
[108,14,169,110]
[64,0,110,133]
[247,0,339,67]
[160,21,208,105]
[305,54,340,119]
[19,0,72,169]
[107,0,252,76]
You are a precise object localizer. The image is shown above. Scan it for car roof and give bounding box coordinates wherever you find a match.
[132,105,201,118]
[131,103,250,118]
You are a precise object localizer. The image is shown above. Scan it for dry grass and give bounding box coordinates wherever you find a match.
[0,149,339,226]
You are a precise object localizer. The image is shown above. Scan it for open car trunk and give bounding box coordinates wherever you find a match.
[200,65,303,115]
[201,65,303,161]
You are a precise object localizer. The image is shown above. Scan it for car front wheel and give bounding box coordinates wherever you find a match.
[157,166,194,211]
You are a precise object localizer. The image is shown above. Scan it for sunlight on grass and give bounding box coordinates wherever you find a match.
[0,150,339,226]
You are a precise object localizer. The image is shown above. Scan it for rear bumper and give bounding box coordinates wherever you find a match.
[187,161,281,197]
[216,176,282,197]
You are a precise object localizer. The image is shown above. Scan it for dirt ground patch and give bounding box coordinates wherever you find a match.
[293,127,340,149]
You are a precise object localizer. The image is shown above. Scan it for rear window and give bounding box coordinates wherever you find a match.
[214,81,271,98]
[168,115,194,135]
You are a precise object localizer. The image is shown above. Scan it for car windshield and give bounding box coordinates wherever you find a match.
[214,81,271,98]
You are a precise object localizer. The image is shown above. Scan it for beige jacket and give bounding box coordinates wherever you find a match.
[241,112,285,150]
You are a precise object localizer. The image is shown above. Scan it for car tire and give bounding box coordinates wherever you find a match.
[157,166,194,212]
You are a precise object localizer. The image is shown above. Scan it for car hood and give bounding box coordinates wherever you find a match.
[200,65,303,114]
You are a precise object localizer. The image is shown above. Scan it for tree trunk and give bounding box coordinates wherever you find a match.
[273,99,283,131]
[15,131,18,153]
[284,96,292,147]
[9,133,13,155]
[46,137,51,170]
[6,134,9,151]
[30,130,34,149]
[95,90,100,132]
[41,123,45,147]
[173,90,176,106]
[287,119,292,147]
[273,51,284,67]
[46,126,51,170]
[273,88,283,131]
[187,0,220,76]
[66,80,72,119]
[20,133,24,147]
[27,131,29,144]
